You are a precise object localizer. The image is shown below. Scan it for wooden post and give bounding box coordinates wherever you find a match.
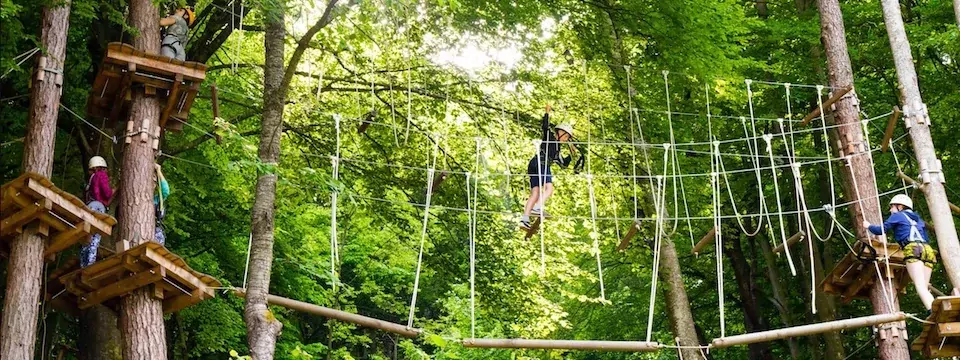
[235,291,421,338]
[0,1,70,358]
[462,338,661,352]
[879,0,960,296]
[711,312,906,348]
[817,0,909,358]
[691,227,716,255]
[116,0,168,358]
[800,86,854,126]
[881,107,901,152]
[772,231,806,254]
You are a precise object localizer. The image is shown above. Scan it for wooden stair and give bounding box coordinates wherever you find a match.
[54,242,220,314]
[912,296,960,358]
[1,172,116,259]
[820,239,910,303]
[86,42,207,131]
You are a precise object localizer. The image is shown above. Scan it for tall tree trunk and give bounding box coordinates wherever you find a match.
[879,0,960,293]
[116,0,167,358]
[756,0,769,18]
[816,1,909,358]
[0,2,71,358]
[659,237,707,360]
[78,307,123,360]
[756,234,799,359]
[722,226,773,360]
[244,3,286,358]
[954,0,960,29]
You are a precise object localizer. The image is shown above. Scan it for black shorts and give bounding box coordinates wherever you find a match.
[527,155,553,188]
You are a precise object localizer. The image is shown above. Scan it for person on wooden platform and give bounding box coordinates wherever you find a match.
[81,156,114,267]
[862,194,937,310]
[520,104,577,231]
[160,6,196,61]
[154,163,170,245]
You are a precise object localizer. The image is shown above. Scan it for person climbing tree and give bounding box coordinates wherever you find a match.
[81,156,114,267]
[862,194,937,310]
[520,104,577,230]
[159,6,195,61]
[154,163,170,245]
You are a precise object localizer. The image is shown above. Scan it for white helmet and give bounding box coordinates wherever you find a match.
[889,194,913,209]
[88,156,108,169]
[555,124,574,138]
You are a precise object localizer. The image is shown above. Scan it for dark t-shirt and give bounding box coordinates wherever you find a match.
[538,113,571,167]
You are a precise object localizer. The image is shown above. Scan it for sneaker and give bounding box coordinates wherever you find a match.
[520,220,532,231]
[532,208,549,218]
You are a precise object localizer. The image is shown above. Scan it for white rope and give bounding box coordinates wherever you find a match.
[712,147,726,337]
[330,114,342,292]
[536,140,547,275]
[470,138,481,338]
[1,47,39,79]
[646,175,667,342]
[661,71,682,238]
[626,66,641,220]
[243,233,253,288]
[860,119,899,314]
[763,134,797,276]
[587,174,606,301]
[407,141,439,328]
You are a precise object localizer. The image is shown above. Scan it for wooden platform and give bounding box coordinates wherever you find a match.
[912,296,960,358]
[55,242,220,314]
[821,239,909,304]
[87,42,207,131]
[1,173,116,258]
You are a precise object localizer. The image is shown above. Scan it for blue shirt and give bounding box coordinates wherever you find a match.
[867,210,929,247]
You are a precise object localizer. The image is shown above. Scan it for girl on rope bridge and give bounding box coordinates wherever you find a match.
[81,156,114,267]
[520,104,577,231]
[862,194,937,311]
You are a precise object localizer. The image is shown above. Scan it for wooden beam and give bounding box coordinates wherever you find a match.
[711,312,906,348]
[109,63,135,122]
[0,199,51,238]
[160,73,184,128]
[800,86,854,126]
[938,322,960,337]
[692,227,716,255]
[78,266,165,309]
[139,245,209,296]
[896,172,960,215]
[881,106,902,152]
[44,221,90,256]
[841,270,874,303]
[22,178,114,235]
[235,290,422,338]
[163,288,204,314]
[462,339,662,352]
[772,231,806,254]
[105,43,207,81]
[617,221,641,251]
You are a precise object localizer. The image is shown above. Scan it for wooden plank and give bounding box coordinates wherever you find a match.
[616,221,641,251]
[800,86,854,126]
[22,179,113,235]
[163,289,203,314]
[523,216,542,240]
[711,312,906,348]
[79,266,165,309]
[691,227,716,255]
[139,246,206,291]
[44,221,90,257]
[938,322,960,337]
[160,73,183,128]
[841,270,875,303]
[463,339,661,352]
[0,200,51,238]
[105,43,206,81]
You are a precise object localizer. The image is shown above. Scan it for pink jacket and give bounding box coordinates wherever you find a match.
[85,170,114,205]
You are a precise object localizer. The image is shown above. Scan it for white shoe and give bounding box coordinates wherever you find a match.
[520,220,532,231]
[532,208,549,218]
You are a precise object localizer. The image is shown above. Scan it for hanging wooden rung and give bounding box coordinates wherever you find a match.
[711,312,905,348]
[881,107,902,152]
[691,227,716,255]
[523,216,542,240]
[800,86,854,126]
[462,338,662,352]
[56,242,219,313]
[617,221,642,251]
[772,231,806,254]
[235,290,422,338]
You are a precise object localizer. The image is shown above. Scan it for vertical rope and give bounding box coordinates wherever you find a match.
[646,175,666,342]
[407,141,439,328]
[860,120,898,313]
[330,114,342,292]
[470,137,481,338]
[661,71,682,236]
[712,143,726,338]
[243,233,253,288]
[763,134,797,276]
[537,139,547,275]
[587,174,605,301]
[625,66,640,220]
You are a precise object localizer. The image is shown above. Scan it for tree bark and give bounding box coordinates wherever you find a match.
[816,1,909,358]
[78,307,124,360]
[722,226,773,360]
[878,0,960,293]
[244,3,286,359]
[954,0,960,30]
[116,0,167,359]
[659,237,707,360]
[0,2,70,358]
